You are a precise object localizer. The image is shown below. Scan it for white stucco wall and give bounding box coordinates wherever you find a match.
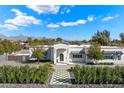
[29,44,124,64]
[100,47,124,64]
[68,47,85,63]
[0,55,7,61]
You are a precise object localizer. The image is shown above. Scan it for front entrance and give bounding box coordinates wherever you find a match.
[56,48,67,64]
[59,53,64,62]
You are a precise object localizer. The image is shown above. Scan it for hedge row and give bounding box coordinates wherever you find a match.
[86,62,114,65]
[0,64,53,84]
[71,65,124,84]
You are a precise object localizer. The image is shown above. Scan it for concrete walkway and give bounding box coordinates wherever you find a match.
[50,65,73,85]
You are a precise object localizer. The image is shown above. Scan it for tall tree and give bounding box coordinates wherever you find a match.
[27,37,32,44]
[87,44,105,63]
[91,30,110,46]
[32,48,45,62]
[56,37,63,42]
[120,33,124,45]
[0,44,4,55]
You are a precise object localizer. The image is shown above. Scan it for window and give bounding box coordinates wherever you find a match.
[73,54,82,58]
[118,56,121,60]
[104,55,114,60]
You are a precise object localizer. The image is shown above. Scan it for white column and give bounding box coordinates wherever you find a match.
[85,54,87,63]
[67,48,69,64]
[85,47,87,63]
[54,48,57,64]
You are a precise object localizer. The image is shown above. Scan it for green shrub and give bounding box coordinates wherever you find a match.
[86,62,114,65]
[0,64,53,84]
[97,62,114,65]
[72,65,81,84]
[71,65,124,84]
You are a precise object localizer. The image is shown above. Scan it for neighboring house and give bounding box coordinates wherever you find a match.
[0,49,31,62]
[29,43,124,65]
[8,50,32,62]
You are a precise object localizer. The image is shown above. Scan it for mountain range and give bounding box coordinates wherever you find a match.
[0,33,33,41]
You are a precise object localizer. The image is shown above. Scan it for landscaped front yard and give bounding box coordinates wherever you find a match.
[70,65,124,84]
[0,64,53,84]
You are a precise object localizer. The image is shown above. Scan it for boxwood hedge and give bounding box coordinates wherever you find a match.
[71,65,124,84]
[0,64,53,84]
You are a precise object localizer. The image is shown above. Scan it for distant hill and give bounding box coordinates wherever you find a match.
[0,33,30,41]
[0,33,7,39]
[0,33,53,41]
[9,35,29,41]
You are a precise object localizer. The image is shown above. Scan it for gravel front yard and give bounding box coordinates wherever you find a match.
[0,84,124,88]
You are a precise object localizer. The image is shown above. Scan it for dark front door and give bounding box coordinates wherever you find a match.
[60,54,64,61]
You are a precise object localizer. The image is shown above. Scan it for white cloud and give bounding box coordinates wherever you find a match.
[0,24,18,30]
[87,16,95,22]
[47,19,87,28]
[60,20,87,26]
[102,15,119,21]
[66,9,70,13]
[60,7,71,14]
[61,11,64,14]
[5,9,41,27]
[11,8,26,16]
[47,23,59,28]
[0,9,41,31]
[5,15,41,26]
[27,5,60,14]
[47,15,96,28]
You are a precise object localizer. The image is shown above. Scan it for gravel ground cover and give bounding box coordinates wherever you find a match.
[0,84,124,88]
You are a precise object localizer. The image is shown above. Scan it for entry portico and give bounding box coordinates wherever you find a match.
[52,43,88,64]
[53,43,69,64]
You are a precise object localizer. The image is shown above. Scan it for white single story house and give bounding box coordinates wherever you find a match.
[30,43,124,65]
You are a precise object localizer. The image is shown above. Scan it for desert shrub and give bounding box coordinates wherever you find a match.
[72,65,81,84]
[71,65,124,84]
[0,64,53,84]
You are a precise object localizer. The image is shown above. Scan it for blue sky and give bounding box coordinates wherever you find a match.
[0,5,124,40]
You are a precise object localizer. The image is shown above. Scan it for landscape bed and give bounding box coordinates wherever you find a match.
[70,65,124,84]
[0,64,53,84]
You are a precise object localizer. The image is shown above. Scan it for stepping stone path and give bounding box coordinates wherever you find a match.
[50,65,72,85]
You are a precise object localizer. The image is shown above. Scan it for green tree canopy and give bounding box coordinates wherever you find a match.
[120,33,124,45]
[0,39,21,55]
[32,48,45,62]
[56,37,63,42]
[91,30,110,46]
[26,38,56,46]
[87,44,105,63]
[0,43,4,55]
